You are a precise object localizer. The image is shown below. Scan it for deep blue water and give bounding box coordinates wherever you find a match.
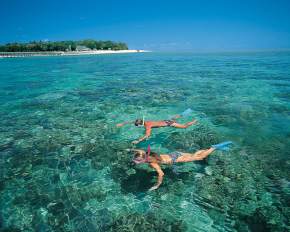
[0,52,289,231]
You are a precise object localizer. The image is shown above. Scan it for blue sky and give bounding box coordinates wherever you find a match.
[1,0,290,51]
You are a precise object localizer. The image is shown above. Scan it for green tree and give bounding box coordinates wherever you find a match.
[0,40,128,52]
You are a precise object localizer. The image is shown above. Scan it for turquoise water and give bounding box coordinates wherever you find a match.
[0,52,289,231]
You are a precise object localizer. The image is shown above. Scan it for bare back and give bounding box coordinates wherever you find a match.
[144,121,170,128]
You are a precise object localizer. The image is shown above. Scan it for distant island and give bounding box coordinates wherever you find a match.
[0,40,148,58]
[0,40,128,52]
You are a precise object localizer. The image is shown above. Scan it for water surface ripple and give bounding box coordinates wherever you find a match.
[0,52,289,231]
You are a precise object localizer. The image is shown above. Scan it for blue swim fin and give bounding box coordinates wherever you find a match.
[212,141,233,151]
[181,108,193,117]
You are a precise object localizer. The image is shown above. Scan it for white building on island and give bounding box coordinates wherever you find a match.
[76,45,91,51]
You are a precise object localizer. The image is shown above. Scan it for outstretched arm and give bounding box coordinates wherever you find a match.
[132,127,152,144]
[116,121,134,127]
[149,162,164,191]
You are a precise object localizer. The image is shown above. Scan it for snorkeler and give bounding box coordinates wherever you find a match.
[117,111,197,144]
[129,141,233,191]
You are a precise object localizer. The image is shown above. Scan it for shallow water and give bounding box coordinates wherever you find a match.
[0,52,289,231]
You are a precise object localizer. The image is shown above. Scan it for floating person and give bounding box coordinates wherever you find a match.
[130,141,233,191]
[117,108,197,144]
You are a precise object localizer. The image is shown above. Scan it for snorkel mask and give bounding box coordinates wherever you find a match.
[134,116,145,127]
[133,145,150,164]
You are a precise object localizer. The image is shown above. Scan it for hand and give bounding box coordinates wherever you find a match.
[192,119,198,124]
[149,185,159,191]
[116,123,123,127]
[132,140,139,145]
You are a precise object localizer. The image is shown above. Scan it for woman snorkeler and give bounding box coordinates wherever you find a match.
[130,141,233,191]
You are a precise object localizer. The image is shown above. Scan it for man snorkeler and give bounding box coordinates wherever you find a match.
[117,115,197,144]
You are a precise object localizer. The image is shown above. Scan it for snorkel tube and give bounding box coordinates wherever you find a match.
[145,144,150,162]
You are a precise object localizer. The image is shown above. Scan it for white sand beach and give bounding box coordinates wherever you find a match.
[64,49,149,56]
[0,50,149,58]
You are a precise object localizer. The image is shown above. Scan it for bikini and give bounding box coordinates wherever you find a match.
[169,151,182,163]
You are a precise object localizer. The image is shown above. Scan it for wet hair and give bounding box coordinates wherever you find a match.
[134,151,144,159]
[133,150,161,163]
[132,151,145,164]
[134,151,160,160]
[134,119,143,126]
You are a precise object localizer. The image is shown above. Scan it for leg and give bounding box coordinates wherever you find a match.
[171,119,197,129]
[176,148,215,162]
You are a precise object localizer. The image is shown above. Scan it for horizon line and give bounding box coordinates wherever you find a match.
[146,48,290,53]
